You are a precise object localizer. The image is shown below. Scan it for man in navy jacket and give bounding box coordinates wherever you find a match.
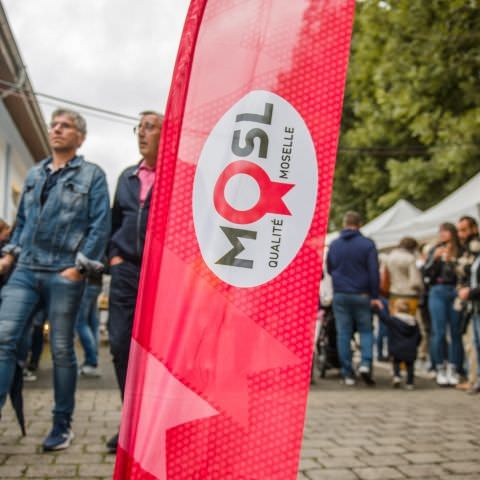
[327,211,382,386]
[106,110,163,452]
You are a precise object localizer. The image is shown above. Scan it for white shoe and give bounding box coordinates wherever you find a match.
[343,376,356,386]
[23,369,37,382]
[79,364,102,377]
[358,365,375,386]
[392,376,402,388]
[436,368,449,387]
[447,364,459,386]
[467,382,480,395]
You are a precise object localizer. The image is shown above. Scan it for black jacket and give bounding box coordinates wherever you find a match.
[379,310,422,363]
[468,255,480,303]
[108,163,152,265]
[327,229,380,298]
[422,243,462,287]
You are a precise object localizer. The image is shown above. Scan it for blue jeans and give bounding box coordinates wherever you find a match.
[333,293,373,378]
[428,284,462,370]
[376,320,388,358]
[17,306,47,367]
[472,313,480,380]
[0,267,84,423]
[29,307,47,368]
[76,283,101,367]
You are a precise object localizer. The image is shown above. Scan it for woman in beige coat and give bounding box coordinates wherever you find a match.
[386,237,423,315]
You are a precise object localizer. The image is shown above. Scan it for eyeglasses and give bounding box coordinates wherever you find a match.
[49,121,77,131]
[133,122,159,135]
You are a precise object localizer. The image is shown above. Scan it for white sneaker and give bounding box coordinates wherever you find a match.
[42,424,74,451]
[436,367,449,386]
[343,376,356,386]
[358,365,375,386]
[447,364,459,386]
[467,382,480,395]
[79,364,102,377]
[392,376,402,388]
[23,368,37,382]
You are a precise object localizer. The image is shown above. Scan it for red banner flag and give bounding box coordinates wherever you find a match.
[114,1,354,479]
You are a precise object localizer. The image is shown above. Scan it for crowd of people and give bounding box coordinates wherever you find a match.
[0,107,162,453]
[325,211,480,392]
[0,106,478,457]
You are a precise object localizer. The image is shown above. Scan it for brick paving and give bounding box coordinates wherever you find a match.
[300,366,480,480]
[1,348,480,479]
[0,389,120,479]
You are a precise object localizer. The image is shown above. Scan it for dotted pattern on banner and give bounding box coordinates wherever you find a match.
[115,447,158,480]
[136,1,355,479]
[166,365,311,480]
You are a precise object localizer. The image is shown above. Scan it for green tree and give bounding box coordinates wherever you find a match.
[331,0,480,229]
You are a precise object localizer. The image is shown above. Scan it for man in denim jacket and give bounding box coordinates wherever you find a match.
[0,108,110,451]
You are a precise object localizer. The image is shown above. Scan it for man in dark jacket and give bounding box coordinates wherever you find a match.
[458,216,480,393]
[106,110,163,452]
[327,211,382,386]
[455,216,479,390]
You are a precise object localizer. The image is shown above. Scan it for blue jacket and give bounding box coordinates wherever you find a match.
[2,156,111,273]
[327,229,380,298]
[108,163,152,265]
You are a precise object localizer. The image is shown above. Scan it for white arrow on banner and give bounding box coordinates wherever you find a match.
[119,340,219,479]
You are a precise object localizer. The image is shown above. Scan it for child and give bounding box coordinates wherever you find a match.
[380,299,422,389]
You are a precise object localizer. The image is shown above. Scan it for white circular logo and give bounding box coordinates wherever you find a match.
[193,90,318,288]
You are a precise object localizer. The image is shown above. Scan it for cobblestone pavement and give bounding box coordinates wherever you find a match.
[1,347,479,479]
[301,370,480,480]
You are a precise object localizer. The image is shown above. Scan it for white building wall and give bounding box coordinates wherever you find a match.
[0,100,37,225]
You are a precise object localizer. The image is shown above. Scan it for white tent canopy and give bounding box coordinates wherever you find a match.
[326,199,422,246]
[372,172,480,249]
[362,199,422,237]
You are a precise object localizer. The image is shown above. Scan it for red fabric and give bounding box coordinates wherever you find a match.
[114,1,354,479]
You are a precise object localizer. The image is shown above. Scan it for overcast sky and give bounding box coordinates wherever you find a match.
[3,0,190,195]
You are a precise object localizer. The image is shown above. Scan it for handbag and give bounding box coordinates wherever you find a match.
[380,265,390,297]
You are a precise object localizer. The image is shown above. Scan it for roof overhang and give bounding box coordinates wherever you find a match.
[0,5,50,162]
